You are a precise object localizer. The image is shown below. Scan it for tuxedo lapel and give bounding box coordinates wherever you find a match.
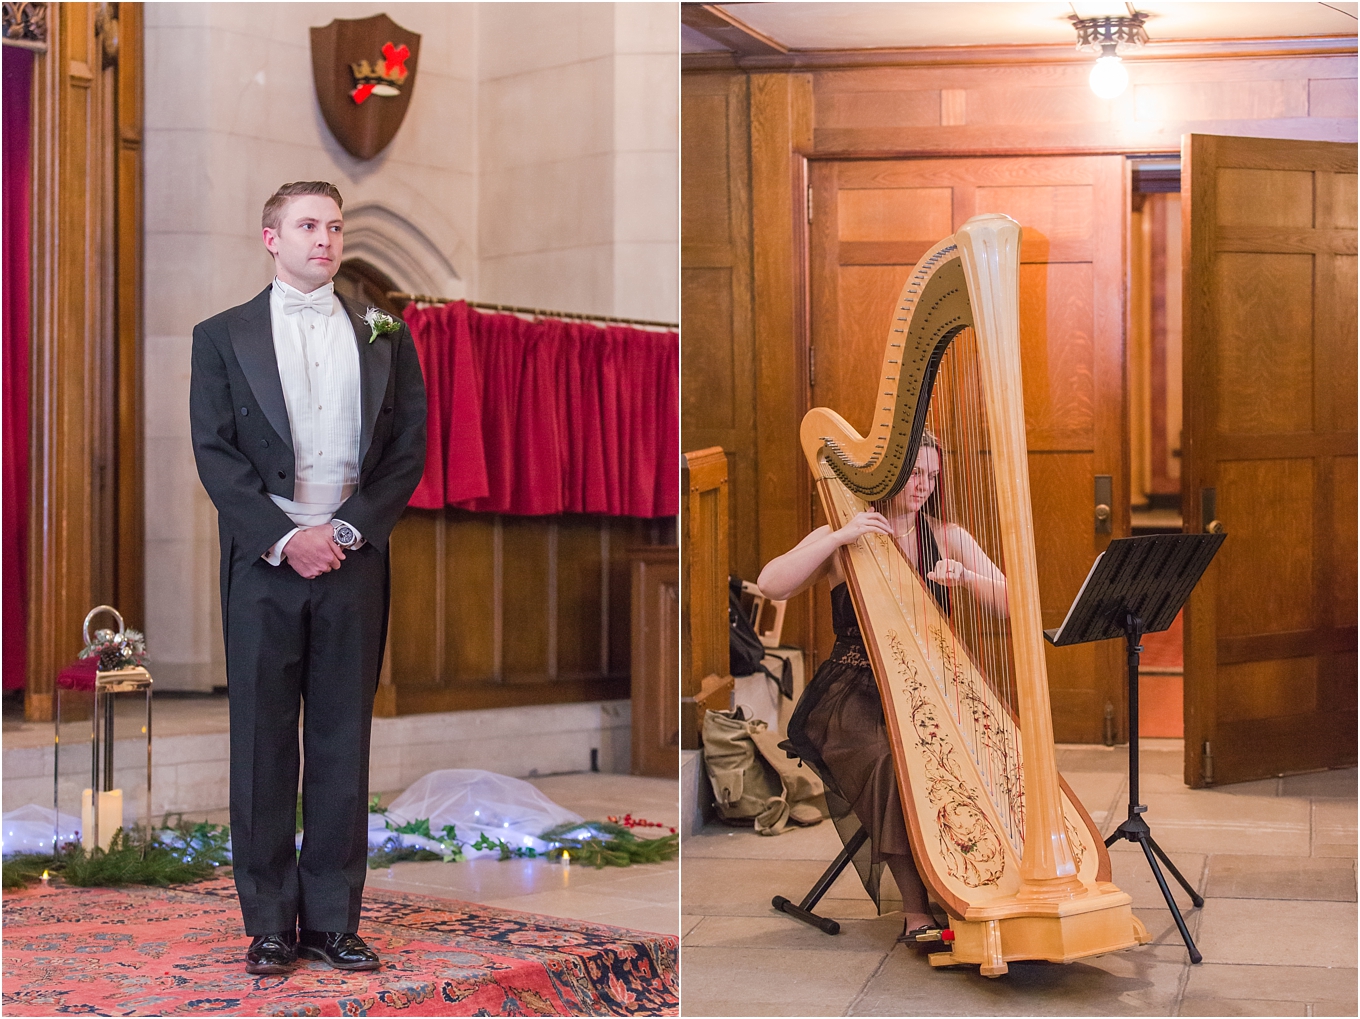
[339,295,392,466]
[228,286,294,456]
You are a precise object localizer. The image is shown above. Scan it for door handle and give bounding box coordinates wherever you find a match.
[1202,487,1225,535]
[1094,475,1112,535]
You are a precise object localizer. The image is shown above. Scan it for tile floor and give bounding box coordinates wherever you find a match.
[681,739,1357,1016]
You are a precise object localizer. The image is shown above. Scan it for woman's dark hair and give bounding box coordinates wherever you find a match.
[916,430,944,519]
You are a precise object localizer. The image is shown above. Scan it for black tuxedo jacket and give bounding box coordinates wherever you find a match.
[190,285,427,596]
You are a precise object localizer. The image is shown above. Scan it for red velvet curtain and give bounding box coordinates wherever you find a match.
[404,301,678,518]
[3,46,33,692]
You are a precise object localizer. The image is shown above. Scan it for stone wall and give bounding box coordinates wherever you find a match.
[140,1,678,767]
[477,3,677,318]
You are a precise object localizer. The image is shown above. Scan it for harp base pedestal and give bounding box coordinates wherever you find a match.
[928,892,1149,977]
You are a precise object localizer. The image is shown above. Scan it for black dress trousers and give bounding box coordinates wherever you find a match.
[225,540,387,935]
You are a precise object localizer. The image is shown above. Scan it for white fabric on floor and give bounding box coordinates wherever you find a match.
[2,804,81,855]
[369,769,583,857]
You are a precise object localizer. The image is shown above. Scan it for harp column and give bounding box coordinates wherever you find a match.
[956,216,1086,900]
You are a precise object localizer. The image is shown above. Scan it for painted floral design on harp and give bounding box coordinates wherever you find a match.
[889,630,1006,888]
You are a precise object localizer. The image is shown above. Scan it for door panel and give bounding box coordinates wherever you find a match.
[1217,459,1314,637]
[1182,134,1358,786]
[1212,253,1314,433]
[1019,262,1095,446]
[808,154,1127,744]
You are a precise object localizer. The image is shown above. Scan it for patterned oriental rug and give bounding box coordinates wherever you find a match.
[3,876,678,1016]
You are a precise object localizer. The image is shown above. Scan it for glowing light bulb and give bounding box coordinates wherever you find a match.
[1089,53,1128,99]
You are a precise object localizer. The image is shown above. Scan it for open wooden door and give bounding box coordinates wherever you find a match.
[807,154,1127,744]
[1182,134,1357,787]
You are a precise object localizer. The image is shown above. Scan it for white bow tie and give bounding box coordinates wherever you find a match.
[281,288,334,317]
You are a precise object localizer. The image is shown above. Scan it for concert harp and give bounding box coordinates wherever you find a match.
[801,214,1148,976]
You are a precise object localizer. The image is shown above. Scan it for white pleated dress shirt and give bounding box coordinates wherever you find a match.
[263,278,364,565]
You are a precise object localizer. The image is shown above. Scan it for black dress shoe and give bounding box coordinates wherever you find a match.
[298,929,381,971]
[245,931,297,974]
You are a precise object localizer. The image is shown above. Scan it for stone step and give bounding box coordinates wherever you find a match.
[3,700,632,825]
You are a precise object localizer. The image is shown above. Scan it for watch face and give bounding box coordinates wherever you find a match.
[334,523,356,546]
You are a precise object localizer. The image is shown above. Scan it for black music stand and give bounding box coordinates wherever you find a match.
[1045,533,1225,965]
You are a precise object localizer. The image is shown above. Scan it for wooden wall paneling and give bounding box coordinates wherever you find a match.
[113,1,143,631]
[386,510,441,690]
[557,517,603,678]
[749,72,814,655]
[1128,193,1150,505]
[444,511,498,681]
[629,545,680,777]
[500,515,551,681]
[27,2,139,721]
[681,73,758,582]
[684,43,1352,746]
[380,510,642,716]
[680,447,732,748]
[797,54,1355,158]
[1181,133,1358,786]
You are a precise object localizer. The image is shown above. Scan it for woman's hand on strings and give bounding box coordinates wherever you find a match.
[926,557,970,587]
[832,512,893,547]
[758,513,889,601]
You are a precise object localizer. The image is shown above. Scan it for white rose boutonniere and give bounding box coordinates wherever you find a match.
[363,307,401,344]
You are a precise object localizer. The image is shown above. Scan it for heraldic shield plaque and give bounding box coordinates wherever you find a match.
[311,14,421,160]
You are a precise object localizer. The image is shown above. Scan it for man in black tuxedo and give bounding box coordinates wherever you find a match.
[190,181,425,973]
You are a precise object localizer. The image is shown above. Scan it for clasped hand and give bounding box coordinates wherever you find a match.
[285,524,346,579]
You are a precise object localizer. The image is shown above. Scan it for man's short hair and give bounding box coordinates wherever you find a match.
[262,181,344,231]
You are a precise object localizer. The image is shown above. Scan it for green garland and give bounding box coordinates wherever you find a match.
[538,821,678,868]
[364,818,678,869]
[2,818,230,891]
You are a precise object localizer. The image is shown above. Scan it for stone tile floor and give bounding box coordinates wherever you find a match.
[681,740,1356,1016]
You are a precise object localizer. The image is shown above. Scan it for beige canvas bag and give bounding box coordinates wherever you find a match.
[701,708,826,836]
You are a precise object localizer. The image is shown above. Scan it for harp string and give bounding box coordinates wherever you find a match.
[869,327,1027,849]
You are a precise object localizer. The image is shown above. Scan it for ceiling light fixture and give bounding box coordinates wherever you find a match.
[1069,4,1149,100]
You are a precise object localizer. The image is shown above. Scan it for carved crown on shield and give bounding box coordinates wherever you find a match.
[311,14,421,160]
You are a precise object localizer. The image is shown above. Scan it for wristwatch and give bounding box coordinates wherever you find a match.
[332,520,360,549]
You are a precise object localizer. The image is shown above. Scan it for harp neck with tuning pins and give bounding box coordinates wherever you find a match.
[801,214,1147,976]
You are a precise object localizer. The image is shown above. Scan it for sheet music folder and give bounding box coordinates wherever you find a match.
[1044,533,1226,647]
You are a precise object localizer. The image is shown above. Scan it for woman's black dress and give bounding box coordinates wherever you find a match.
[785,518,948,914]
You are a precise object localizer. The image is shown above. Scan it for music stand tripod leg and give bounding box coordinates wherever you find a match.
[1111,612,1203,964]
[1147,834,1205,908]
[1137,831,1203,964]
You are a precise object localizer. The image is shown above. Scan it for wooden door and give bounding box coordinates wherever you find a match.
[1181,134,1357,787]
[808,155,1127,744]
